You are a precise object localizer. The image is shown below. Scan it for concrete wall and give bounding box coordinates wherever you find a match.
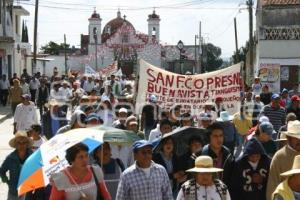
[262,7,300,26]
[257,40,300,58]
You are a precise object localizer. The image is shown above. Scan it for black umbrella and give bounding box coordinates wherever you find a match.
[154,126,208,156]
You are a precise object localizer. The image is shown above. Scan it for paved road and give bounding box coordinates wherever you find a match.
[0,114,14,199]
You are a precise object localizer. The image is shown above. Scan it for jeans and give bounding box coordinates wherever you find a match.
[235,134,245,158]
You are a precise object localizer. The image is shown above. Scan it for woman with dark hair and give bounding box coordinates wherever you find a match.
[50,143,111,200]
[93,142,124,200]
[96,99,114,127]
[152,137,184,195]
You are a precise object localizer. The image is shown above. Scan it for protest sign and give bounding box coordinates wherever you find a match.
[136,59,242,115]
[258,63,281,93]
[99,61,118,77]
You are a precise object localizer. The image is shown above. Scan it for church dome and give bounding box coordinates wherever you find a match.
[102,10,135,43]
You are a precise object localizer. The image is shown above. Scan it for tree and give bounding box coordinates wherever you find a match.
[202,43,223,72]
[232,41,249,64]
[41,41,70,55]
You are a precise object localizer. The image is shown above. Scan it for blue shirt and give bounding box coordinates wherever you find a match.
[51,118,60,137]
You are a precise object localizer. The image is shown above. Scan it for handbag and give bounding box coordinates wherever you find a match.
[90,166,104,200]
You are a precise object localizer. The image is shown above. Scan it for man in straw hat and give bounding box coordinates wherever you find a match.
[177,155,231,200]
[0,131,33,200]
[266,120,300,200]
[272,155,300,200]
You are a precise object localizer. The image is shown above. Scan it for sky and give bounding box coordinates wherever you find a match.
[19,0,254,59]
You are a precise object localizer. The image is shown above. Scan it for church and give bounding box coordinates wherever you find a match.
[44,9,197,77]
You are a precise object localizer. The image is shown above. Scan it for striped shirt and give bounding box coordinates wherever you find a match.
[116,161,173,200]
[260,105,286,132]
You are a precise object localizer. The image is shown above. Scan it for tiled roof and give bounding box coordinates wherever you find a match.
[262,0,300,6]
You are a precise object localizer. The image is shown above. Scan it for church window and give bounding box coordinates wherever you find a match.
[152,27,156,37]
[122,34,129,43]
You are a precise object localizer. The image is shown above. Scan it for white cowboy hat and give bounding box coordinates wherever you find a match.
[216,111,233,122]
[281,155,300,177]
[9,131,33,148]
[186,155,223,173]
[282,120,300,140]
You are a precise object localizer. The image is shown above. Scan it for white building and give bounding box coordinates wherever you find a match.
[255,0,300,92]
[0,1,31,78]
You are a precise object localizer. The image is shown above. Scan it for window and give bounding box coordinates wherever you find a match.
[122,34,129,43]
[152,27,156,36]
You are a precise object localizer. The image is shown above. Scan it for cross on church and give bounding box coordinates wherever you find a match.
[123,15,127,20]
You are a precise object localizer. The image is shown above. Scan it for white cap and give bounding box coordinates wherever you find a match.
[119,108,128,113]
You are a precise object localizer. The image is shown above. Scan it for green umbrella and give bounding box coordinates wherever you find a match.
[91,125,141,146]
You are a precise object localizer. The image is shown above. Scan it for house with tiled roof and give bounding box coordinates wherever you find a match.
[255,0,300,92]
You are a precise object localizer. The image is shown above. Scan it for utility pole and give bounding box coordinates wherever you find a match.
[33,0,39,74]
[199,21,202,73]
[247,0,254,79]
[64,34,67,75]
[234,17,239,63]
[194,35,198,74]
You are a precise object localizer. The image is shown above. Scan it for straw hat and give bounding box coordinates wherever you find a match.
[186,156,223,173]
[282,120,300,140]
[275,132,287,142]
[45,99,59,108]
[281,155,300,177]
[9,131,33,148]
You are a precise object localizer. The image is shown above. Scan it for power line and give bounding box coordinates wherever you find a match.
[20,1,240,11]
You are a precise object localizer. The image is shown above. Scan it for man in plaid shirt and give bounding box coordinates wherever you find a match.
[116,140,173,200]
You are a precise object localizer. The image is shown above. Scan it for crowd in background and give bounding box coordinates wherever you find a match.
[0,68,300,200]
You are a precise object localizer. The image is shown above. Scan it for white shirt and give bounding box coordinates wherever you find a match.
[110,145,134,167]
[32,137,46,151]
[50,89,61,100]
[148,124,161,142]
[176,183,231,200]
[29,79,40,90]
[21,83,30,94]
[97,109,114,126]
[14,102,38,131]
[0,79,10,90]
[58,87,73,101]
[83,81,95,92]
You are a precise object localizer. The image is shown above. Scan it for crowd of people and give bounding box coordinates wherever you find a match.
[0,69,300,200]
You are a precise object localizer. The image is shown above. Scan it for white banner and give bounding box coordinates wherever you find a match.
[84,65,97,75]
[136,59,242,115]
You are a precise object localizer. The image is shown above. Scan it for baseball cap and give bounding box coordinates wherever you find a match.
[119,108,128,114]
[85,113,101,123]
[132,140,153,152]
[21,94,31,100]
[291,95,300,101]
[281,88,288,94]
[216,97,223,102]
[149,94,157,103]
[200,113,212,121]
[271,93,280,100]
[259,122,275,136]
[259,116,270,123]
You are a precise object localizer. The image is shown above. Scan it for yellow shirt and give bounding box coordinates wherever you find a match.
[233,112,252,136]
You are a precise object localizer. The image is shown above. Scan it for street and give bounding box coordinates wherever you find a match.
[0,107,14,199]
